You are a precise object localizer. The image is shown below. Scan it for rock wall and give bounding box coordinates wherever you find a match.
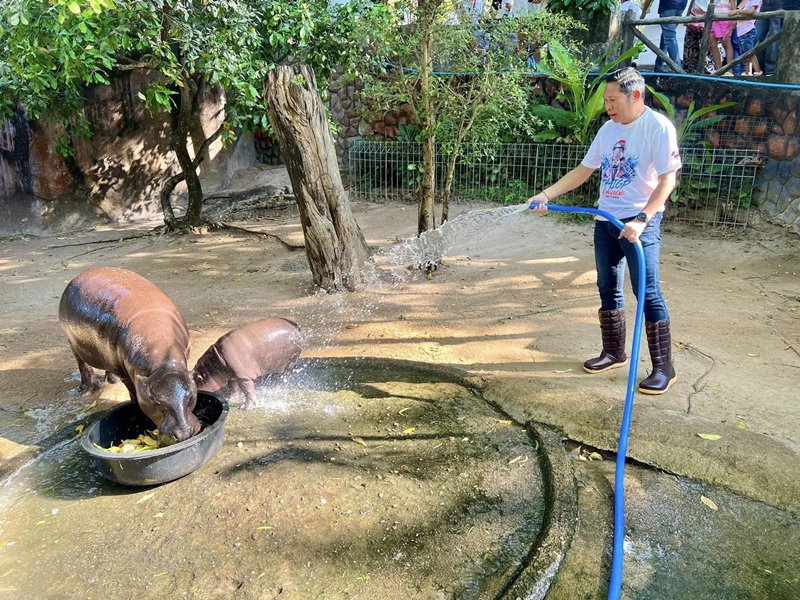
[329,70,800,233]
[647,76,800,233]
[1,70,255,222]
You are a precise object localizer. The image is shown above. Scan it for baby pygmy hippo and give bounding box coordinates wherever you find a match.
[193,317,302,409]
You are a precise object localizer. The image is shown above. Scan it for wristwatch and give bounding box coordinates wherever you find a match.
[635,211,650,223]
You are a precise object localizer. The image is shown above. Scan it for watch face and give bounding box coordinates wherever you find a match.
[637,212,648,222]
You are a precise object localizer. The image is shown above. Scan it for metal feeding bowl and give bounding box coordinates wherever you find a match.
[80,392,229,487]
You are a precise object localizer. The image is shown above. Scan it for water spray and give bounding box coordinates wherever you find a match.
[528,201,646,600]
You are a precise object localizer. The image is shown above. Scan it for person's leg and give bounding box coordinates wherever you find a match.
[755,17,770,71]
[620,213,676,393]
[595,221,627,311]
[731,28,742,75]
[656,9,681,71]
[682,28,700,73]
[584,221,629,373]
[622,214,669,323]
[710,35,723,70]
[722,32,735,71]
[764,18,782,74]
[750,51,762,76]
[738,30,757,75]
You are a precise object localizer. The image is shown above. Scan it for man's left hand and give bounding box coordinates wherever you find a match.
[619,220,646,243]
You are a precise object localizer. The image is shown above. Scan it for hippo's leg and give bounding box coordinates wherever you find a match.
[75,356,101,394]
[236,379,258,410]
[106,371,121,384]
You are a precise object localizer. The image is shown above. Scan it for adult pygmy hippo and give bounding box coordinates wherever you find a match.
[59,267,200,442]
[193,317,302,410]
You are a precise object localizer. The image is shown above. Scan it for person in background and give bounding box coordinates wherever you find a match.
[710,0,737,75]
[620,0,640,12]
[492,0,514,16]
[641,0,689,72]
[755,0,783,75]
[527,67,681,395]
[682,0,714,73]
[733,0,763,75]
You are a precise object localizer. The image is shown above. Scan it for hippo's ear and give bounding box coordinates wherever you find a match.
[134,373,150,401]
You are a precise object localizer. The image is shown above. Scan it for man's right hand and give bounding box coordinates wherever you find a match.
[527,192,549,214]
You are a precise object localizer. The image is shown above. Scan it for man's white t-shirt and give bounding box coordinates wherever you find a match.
[581,107,682,220]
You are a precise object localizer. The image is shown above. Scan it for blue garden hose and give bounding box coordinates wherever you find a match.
[528,201,646,600]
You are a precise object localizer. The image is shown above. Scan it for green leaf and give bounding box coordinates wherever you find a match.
[67,1,81,15]
[584,82,607,123]
[647,85,676,120]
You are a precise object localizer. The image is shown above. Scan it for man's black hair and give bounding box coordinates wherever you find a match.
[605,67,646,97]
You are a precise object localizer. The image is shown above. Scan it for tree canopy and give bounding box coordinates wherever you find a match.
[351,0,582,233]
[0,0,373,227]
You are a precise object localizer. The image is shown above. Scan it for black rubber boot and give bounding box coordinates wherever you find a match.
[639,320,677,394]
[583,309,629,374]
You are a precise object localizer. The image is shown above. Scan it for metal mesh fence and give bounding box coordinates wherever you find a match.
[348,123,765,228]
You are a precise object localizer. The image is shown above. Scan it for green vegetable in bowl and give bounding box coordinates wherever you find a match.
[94,430,170,454]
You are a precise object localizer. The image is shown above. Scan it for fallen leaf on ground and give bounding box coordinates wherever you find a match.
[402,427,416,435]
[352,437,368,447]
[700,495,719,511]
[697,433,722,440]
[137,492,156,504]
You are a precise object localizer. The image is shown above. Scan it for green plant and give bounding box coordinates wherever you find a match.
[396,124,421,143]
[530,40,643,144]
[545,0,619,37]
[647,88,736,147]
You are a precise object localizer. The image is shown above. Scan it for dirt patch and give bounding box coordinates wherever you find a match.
[1,167,799,496]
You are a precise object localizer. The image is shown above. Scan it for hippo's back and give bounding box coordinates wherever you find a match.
[216,317,301,379]
[59,267,190,372]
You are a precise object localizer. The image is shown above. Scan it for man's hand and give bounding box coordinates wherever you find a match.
[527,192,549,214]
[619,220,647,243]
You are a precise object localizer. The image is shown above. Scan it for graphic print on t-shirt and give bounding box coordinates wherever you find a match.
[600,139,638,191]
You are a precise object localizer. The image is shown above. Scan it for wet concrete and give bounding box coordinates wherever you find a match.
[2,359,800,599]
[0,360,560,599]
[549,451,800,600]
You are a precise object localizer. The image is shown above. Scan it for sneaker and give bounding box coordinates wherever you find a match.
[722,72,734,77]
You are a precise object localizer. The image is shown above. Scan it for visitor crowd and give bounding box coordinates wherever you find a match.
[630,0,796,75]
[453,0,794,76]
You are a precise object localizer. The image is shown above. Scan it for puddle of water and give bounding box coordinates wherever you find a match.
[0,365,546,599]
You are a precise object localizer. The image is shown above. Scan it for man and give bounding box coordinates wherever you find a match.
[640,0,689,72]
[528,67,681,395]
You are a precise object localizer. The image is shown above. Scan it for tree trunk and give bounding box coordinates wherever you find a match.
[171,80,205,228]
[417,21,436,236]
[264,64,370,292]
[441,147,458,224]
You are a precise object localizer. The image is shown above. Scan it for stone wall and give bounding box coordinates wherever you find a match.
[329,70,800,233]
[1,71,255,222]
[646,75,800,234]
